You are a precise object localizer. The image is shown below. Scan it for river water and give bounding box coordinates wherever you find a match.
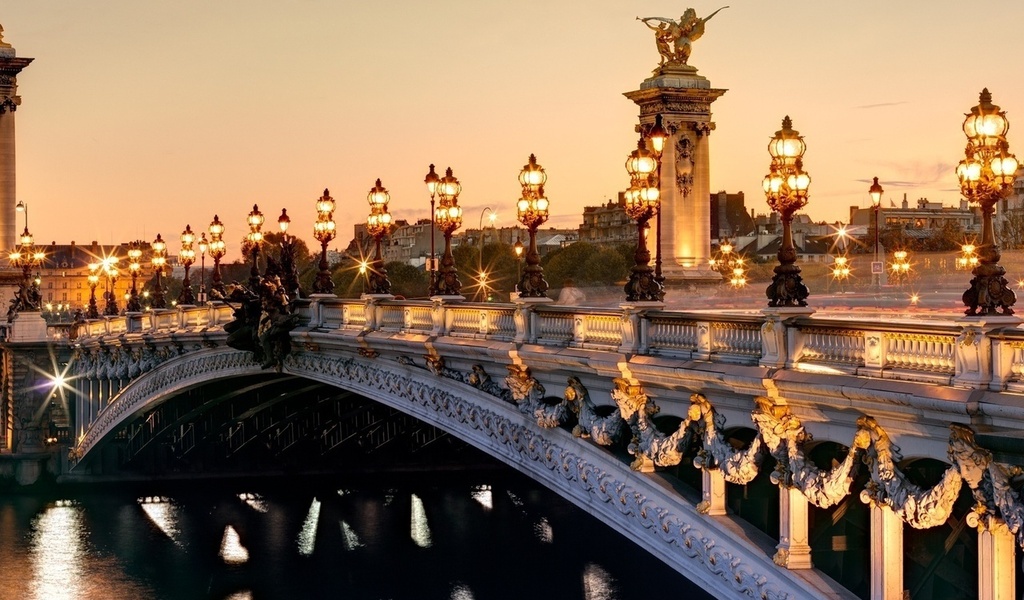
[0,473,710,600]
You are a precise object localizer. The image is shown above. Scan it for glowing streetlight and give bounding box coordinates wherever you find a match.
[312,190,337,294]
[623,136,662,302]
[433,167,464,296]
[178,224,196,305]
[763,116,811,307]
[516,154,551,298]
[208,215,227,297]
[956,89,1019,315]
[365,179,394,295]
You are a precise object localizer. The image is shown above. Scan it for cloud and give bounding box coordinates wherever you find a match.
[853,161,956,188]
[853,101,909,109]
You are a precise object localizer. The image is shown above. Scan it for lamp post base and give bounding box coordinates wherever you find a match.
[766,263,809,308]
[964,263,1016,316]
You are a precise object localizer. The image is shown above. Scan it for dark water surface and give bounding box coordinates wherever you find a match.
[0,473,710,600]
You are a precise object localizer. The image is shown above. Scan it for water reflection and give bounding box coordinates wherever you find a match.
[470,485,492,510]
[583,563,618,600]
[410,493,433,548]
[138,497,183,547]
[219,525,250,564]
[30,502,85,600]
[296,497,320,556]
[0,478,709,600]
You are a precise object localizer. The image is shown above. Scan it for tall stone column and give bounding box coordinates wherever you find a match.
[624,64,725,287]
[0,26,34,252]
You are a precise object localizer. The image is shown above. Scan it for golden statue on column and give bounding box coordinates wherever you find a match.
[638,7,728,67]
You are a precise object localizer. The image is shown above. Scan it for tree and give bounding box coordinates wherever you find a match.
[1001,209,1024,250]
[543,242,629,288]
[385,262,428,299]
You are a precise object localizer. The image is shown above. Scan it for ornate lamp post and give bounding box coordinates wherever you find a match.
[623,136,662,302]
[151,234,167,309]
[956,88,1019,315]
[763,116,811,307]
[516,154,551,297]
[476,207,497,301]
[646,115,668,295]
[433,167,464,296]
[86,263,100,319]
[425,165,440,296]
[277,208,299,298]
[8,226,44,313]
[126,241,143,311]
[365,178,394,295]
[869,177,883,288]
[178,225,196,305]
[312,189,336,294]
[197,233,208,303]
[246,205,265,290]
[102,259,120,316]
[208,215,226,298]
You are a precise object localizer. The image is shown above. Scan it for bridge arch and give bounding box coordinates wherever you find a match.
[72,346,834,600]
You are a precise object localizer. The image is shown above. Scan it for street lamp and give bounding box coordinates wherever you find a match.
[763,116,811,307]
[276,208,300,298]
[477,207,496,301]
[7,226,44,314]
[646,115,668,295]
[366,178,394,295]
[623,136,662,302]
[101,258,119,316]
[15,199,27,231]
[246,204,265,291]
[869,176,883,288]
[151,234,167,309]
[516,154,550,298]
[208,215,226,298]
[956,88,1019,315]
[425,164,440,296]
[312,189,336,295]
[197,233,208,303]
[178,224,196,305]
[126,241,143,312]
[433,167,464,296]
[86,263,100,319]
[830,255,851,293]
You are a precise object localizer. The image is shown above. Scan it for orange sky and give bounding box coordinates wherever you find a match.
[4,1,1023,260]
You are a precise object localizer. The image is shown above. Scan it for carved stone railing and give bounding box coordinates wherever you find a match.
[22,296,1024,393]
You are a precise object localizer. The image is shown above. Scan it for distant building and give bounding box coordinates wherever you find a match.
[25,240,160,312]
[579,194,634,245]
[579,191,751,246]
[848,194,980,241]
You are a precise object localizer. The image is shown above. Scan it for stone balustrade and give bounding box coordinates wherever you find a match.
[28,297,1022,392]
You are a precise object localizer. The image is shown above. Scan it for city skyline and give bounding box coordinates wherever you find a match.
[3,1,1023,261]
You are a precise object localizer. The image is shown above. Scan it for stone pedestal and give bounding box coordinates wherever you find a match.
[624,64,726,287]
[9,310,47,341]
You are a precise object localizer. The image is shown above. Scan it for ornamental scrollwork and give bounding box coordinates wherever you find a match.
[567,376,625,446]
[612,378,691,470]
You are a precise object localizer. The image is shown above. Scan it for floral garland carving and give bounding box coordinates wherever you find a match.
[612,378,691,469]
[567,376,626,446]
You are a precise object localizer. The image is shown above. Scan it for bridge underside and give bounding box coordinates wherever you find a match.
[80,374,482,478]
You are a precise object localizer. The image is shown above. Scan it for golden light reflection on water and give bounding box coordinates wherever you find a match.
[296,497,320,556]
[450,581,475,600]
[29,503,84,600]
[582,563,618,600]
[339,520,364,550]
[470,485,492,510]
[219,525,250,564]
[138,497,183,547]
[533,516,553,544]
[410,494,432,548]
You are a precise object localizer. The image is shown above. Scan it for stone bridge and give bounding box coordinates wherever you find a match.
[6,296,1024,600]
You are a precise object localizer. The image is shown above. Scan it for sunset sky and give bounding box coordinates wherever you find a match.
[4,1,1024,260]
